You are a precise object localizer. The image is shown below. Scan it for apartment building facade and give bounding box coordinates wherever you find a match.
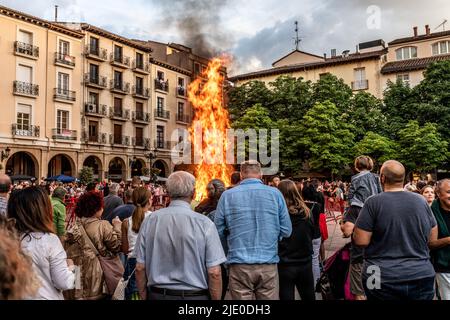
[0,5,222,182]
[229,26,450,99]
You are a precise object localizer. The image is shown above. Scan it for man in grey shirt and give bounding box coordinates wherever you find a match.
[135,171,226,300]
[102,183,123,222]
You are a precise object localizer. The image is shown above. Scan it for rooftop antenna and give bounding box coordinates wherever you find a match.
[434,19,448,31]
[294,21,301,51]
[54,5,58,22]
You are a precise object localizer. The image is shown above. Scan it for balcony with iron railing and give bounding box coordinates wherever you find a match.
[154,139,172,150]
[154,109,170,121]
[132,111,151,124]
[176,113,191,124]
[84,45,108,61]
[54,88,76,103]
[84,103,108,117]
[109,134,130,146]
[54,52,75,68]
[132,137,150,149]
[177,86,186,97]
[13,81,39,97]
[155,79,169,93]
[132,86,150,99]
[110,80,130,94]
[52,128,77,141]
[12,124,40,138]
[351,79,369,91]
[14,41,39,59]
[84,73,108,89]
[82,132,108,144]
[109,107,130,121]
[132,60,150,74]
[110,53,131,68]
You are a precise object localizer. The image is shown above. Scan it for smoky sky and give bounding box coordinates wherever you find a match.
[154,0,233,58]
[0,0,448,74]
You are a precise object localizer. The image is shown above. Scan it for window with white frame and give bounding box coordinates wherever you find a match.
[18,30,32,45]
[59,40,70,55]
[57,110,69,134]
[396,74,410,85]
[17,104,31,131]
[58,72,69,94]
[395,47,417,60]
[432,41,450,55]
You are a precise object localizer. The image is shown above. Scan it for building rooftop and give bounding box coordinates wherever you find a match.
[381,53,450,74]
[388,30,450,46]
[229,49,387,82]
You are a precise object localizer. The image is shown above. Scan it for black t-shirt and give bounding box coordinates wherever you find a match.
[356,191,436,283]
[434,205,450,273]
[343,205,364,264]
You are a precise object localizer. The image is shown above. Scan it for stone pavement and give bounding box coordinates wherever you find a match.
[324,212,351,259]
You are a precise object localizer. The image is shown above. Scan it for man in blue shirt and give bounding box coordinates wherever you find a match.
[215,160,292,300]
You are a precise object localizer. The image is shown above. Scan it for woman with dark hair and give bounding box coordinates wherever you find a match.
[7,187,76,300]
[194,179,226,216]
[64,191,122,300]
[121,187,152,300]
[277,180,316,300]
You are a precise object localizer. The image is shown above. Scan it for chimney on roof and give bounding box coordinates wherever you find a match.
[323,53,327,60]
[413,26,418,37]
[331,49,336,57]
[425,24,430,35]
[54,5,58,22]
[356,45,359,53]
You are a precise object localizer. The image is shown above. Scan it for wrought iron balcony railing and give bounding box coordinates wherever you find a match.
[110,53,131,68]
[84,73,108,88]
[13,81,39,96]
[55,52,75,67]
[84,103,108,117]
[109,107,130,120]
[154,109,170,120]
[12,124,40,138]
[110,134,130,146]
[132,86,150,99]
[154,140,172,150]
[110,80,130,94]
[132,111,151,123]
[176,113,191,123]
[52,128,77,141]
[351,80,369,91]
[54,88,76,102]
[84,45,108,60]
[14,41,39,58]
[155,79,169,92]
[82,132,107,144]
[177,86,186,96]
[132,137,150,149]
[132,60,150,73]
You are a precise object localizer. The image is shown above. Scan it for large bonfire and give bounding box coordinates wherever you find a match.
[188,58,234,201]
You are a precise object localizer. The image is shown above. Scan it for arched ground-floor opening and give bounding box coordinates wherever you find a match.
[108,157,126,182]
[6,151,38,178]
[83,156,103,180]
[48,154,75,177]
[153,159,169,178]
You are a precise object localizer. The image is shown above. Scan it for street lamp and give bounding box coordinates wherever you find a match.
[146,148,158,183]
[1,147,11,162]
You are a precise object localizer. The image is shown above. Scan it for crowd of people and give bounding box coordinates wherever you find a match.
[0,157,449,301]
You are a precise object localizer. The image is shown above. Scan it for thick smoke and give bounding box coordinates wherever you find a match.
[157,0,232,58]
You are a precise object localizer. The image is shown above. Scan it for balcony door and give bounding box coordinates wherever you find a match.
[17,104,31,132]
[58,72,69,94]
[89,121,98,142]
[59,40,70,55]
[114,98,122,116]
[114,124,122,144]
[114,71,122,88]
[17,64,32,83]
[18,30,32,45]
[89,64,99,82]
[157,126,164,148]
[136,127,143,146]
[57,110,69,135]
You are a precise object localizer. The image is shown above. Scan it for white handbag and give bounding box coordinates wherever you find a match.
[112,268,136,300]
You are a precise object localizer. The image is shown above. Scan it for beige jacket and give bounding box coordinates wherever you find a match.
[64,217,121,300]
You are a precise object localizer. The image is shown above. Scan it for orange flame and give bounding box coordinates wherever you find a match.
[188,58,234,201]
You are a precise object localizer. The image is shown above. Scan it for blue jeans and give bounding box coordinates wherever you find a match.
[124,257,138,300]
[363,276,435,300]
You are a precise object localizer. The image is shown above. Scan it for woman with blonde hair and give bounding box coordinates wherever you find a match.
[277,180,316,300]
[420,185,435,206]
[121,187,152,300]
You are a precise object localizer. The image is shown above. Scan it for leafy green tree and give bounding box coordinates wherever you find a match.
[311,73,353,113]
[398,121,449,173]
[345,92,387,141]
[267,75,313,120]
[78,166,94,185]
[299,101,355,176]
[353,132,399,170]
[227,80,271,119]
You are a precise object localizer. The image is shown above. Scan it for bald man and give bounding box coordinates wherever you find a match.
[429,179,450,299]
[353,160,437,300]
[0,174,11,217]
